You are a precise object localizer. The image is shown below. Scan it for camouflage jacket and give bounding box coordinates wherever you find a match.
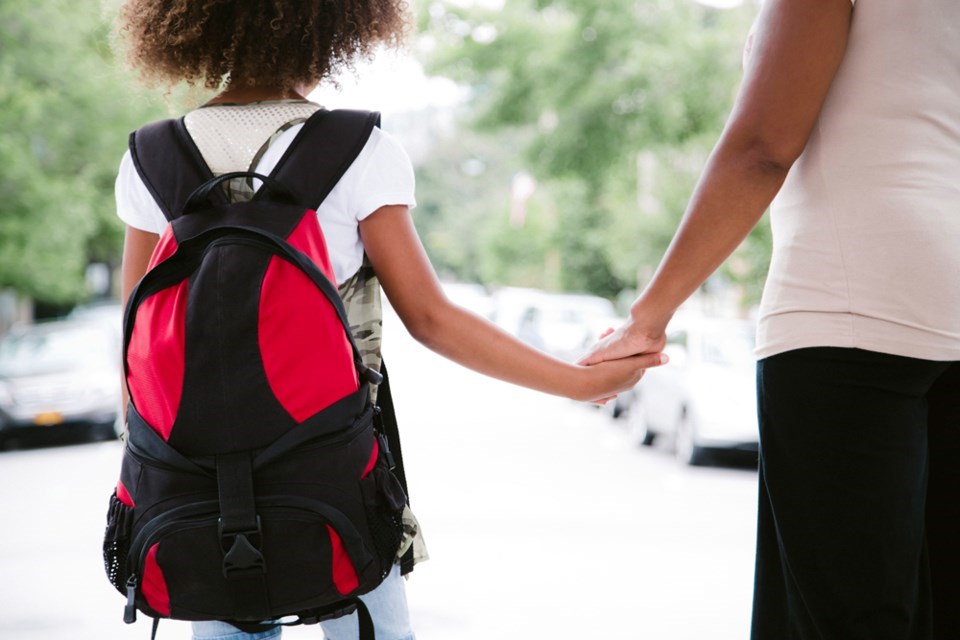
[337,258,383,403]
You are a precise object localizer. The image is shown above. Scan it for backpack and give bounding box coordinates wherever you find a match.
[102,109,409,639]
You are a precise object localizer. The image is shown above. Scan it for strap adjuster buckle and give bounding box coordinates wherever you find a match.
[219,516,266,578]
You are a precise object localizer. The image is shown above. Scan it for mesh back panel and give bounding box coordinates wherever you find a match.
[183,101,321,176]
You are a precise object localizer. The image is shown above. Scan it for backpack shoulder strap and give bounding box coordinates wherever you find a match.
[129,109,380,220]
[266,109,381,208]
[128,118,217,222]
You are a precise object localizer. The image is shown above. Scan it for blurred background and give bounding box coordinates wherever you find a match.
[1,0,766,637]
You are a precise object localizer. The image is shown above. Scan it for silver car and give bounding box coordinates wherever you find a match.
[494,288,620,362]
[628,316,758,465]
[0,319,122,449]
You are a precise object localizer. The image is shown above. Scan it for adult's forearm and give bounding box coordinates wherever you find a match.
[630,140,790,330]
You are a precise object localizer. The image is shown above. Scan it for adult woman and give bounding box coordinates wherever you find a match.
[585,0,960,637]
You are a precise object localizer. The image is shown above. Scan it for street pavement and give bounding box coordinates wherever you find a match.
[0,314,759,640]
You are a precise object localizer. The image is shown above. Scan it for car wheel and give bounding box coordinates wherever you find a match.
[604,398,622,419]
[674,410,707,466]
[610,388,635,420]
[627,397,655,447]
[602,396,623,420]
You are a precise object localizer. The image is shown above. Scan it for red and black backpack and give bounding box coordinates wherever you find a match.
[102,109,407,639]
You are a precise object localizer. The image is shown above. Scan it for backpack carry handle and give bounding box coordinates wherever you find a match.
[182,172,299,215]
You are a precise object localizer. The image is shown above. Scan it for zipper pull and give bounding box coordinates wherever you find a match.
[124,575,138,624]
[373,407,396,469]
[377,431,396,470]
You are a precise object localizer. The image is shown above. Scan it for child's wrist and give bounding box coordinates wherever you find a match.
[559,362,596,402]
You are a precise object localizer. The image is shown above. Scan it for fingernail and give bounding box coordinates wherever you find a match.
[659,354,669,364]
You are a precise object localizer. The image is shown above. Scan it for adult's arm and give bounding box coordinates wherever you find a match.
[582,0,854,364]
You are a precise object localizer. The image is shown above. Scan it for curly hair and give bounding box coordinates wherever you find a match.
[115,0,408,90]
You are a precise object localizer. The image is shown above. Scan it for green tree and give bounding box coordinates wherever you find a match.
[0,0,164,305]
[412,124,530,284]
[421,0,764,301]
[412,123,564,290]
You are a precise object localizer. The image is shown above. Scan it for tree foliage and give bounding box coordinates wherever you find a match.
[0,0,164,304]
[419,0,765,301]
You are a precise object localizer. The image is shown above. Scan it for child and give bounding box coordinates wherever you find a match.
[113,1,664,638]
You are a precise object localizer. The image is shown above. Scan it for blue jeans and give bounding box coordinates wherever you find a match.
[191,564,415,640]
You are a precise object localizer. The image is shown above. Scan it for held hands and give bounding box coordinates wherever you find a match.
[579,316,668,367]
[572,316,670,405]
[569,351,667,404]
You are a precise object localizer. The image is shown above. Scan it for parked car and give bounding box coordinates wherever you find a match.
[627,316,758,465]
[67,299,124,326]
[492,287,620,362]
[0,319,122,449]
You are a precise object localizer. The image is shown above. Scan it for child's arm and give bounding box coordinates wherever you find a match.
[360,206,667,403]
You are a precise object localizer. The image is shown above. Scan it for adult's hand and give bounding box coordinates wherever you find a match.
[579,316,668,366]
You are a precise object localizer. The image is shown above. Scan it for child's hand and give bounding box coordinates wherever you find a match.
[570,351,668,404]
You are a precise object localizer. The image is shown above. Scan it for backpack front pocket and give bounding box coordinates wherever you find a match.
[127,500,377,621]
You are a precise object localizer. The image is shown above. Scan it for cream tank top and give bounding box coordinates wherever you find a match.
[755,0,960,362]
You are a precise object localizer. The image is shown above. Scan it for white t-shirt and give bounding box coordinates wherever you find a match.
[755,0,960,361]
[115,102,417,285]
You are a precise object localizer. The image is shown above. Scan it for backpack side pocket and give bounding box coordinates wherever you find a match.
[103,491,136,594]
[359,435,407,577]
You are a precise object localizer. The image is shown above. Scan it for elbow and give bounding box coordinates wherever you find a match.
[405,315,436,347]
[721,120,810,180]
[396,290,474,354]
[400,303,448,350]
[746,140,803,177]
